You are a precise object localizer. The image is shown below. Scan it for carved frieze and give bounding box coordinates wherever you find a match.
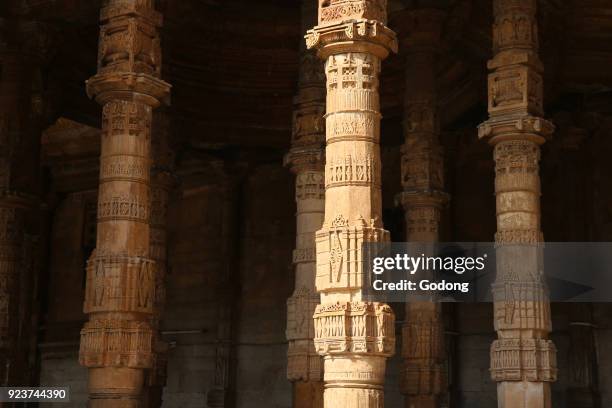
[83,254,156,314]
[493,0,538,53]
[98,0,163,77]
[296,171,325,201]
[287,287,321,382]
[102,100,152,140]
[79,319,154,369]
[97,192,150,223]
[326,152,379,188]
[491,338,557,382]
[313,301,395,356]
[489,66,543,117]
[100,155,149,181]
[319,0,387,25]
[316,220,389,291]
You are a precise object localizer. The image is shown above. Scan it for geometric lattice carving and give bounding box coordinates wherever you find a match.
[79,319,154,369]
[491,338,557,382]
[313,301,395,356]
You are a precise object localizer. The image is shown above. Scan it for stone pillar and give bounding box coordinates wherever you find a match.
[143,112,174,408]
[305,1,397,406]
[396,9,448,408]
[0,18,45,387]
[285,3,326,402]
[478,1,557,407]
[79,1,171,407]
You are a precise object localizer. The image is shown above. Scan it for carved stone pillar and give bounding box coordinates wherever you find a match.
[305,2,397,407]
[478,1,557,407]
[396,9,448,408]
[285,8,326,404]
[79,1,171,407]
[0,18,45,387]
[143,112,174,408]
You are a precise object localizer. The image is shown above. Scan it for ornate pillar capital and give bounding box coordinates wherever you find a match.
[306,0,397,60]
[479,0,550,144]
[86,0,171,106]
[492,0,538,54]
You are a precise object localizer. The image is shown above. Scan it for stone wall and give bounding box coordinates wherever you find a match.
[233,164,294,408]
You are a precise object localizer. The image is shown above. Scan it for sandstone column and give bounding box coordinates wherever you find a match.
[478,1,557,407]
[285,6,326,403]
[305,1,397,406]
[79,1,171,406]
[396,9,448,408]
[143,112,174,407]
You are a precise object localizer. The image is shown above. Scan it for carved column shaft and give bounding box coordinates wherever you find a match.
[143,112,174,408]
[79,1,171,406]
[397,10,448,408]
[306,1,397,406]
[285,2,326,403]
[478,1,557,406]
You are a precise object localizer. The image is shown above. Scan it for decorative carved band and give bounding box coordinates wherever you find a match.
[98,0,163,77]
[287,287,322,382]
[319,0,387,25]
[316,218,388,291]
[293,247,317,264]
[97,192,150,223]
[492,282,552,332]
[306,20,397,59]
[293,105,326,148]
[83,254,156,314]
[493,0,538,53]
[102,100,152,140]
[100,155,149,182]
[491,338,557,382]
[313,301,394,356]
[326,153,379,188]
[489,67,543,116]
[327,112,378,144]
[79,319,154,369]
[296,172,325,201]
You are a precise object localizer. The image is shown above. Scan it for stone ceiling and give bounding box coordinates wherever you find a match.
[16,0,612,158]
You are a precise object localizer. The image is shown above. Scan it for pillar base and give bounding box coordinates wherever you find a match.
[497,381,551,408]
[88,367,144,408]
